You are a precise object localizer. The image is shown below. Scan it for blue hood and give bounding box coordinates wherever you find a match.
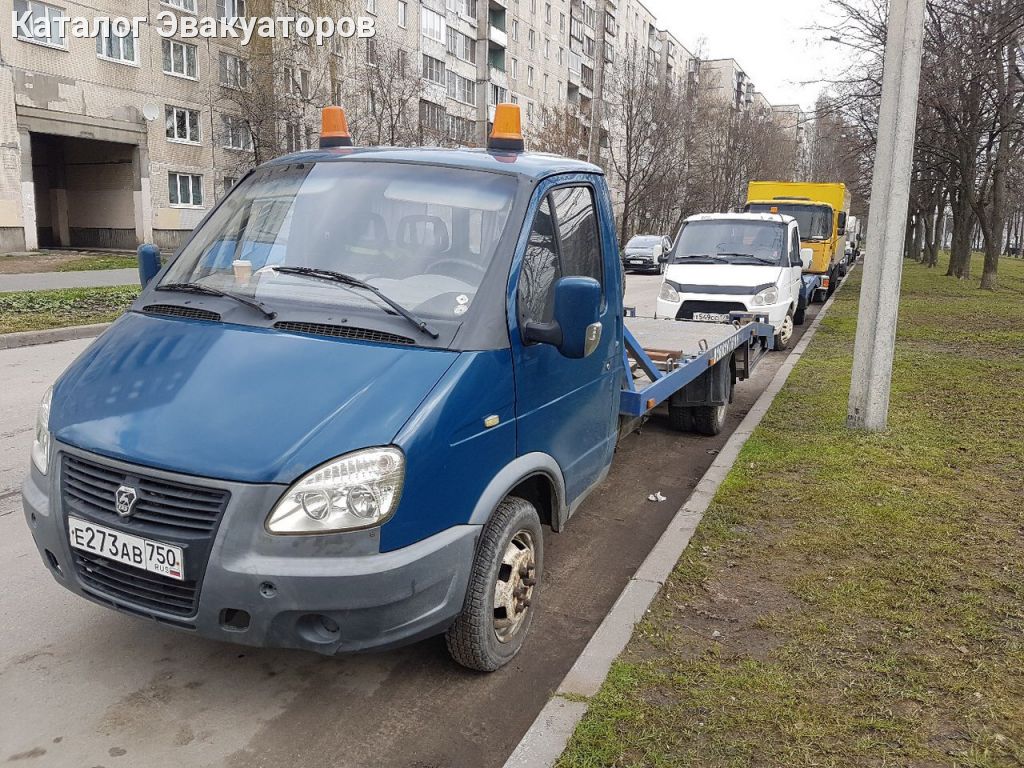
[51,313,458,484]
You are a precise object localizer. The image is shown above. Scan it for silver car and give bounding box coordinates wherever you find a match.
[622,235,672,274]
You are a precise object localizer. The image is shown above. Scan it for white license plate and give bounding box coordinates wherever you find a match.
[629,260,644,265]
[693,312,729,322]
[68,516,185,581]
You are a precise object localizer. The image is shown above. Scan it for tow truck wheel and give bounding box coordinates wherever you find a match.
[446,496,543,672]
[691,403,728,436]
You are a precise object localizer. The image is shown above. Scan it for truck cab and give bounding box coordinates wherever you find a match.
[655,213,812,349]
[745,181,851,308]
[23,106,624,672]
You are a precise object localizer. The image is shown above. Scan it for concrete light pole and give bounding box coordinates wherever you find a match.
[846,0,928,431]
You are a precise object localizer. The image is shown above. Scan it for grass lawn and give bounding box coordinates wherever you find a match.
[52,254,139,271]
[0,250,138,274]
[558,256,1024,768]
[0,286,139,334]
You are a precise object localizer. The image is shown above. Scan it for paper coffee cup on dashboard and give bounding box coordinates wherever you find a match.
[232,260,252,284]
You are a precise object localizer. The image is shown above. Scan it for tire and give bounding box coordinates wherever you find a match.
[657,261,665,276]
[668,405,694,432]
[826,269,839,298]
[691,403,728,436]
[446,496,543,672]
[774,310,795,351]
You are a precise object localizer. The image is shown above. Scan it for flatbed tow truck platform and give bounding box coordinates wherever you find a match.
[619,312,774,434]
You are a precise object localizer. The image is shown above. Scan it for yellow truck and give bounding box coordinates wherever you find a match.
[745,182,851,313]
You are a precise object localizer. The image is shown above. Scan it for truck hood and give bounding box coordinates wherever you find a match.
[50,312,458,484]
[664,263,783,294]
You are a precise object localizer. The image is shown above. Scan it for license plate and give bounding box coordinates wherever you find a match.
[68,516,185,581]
[693,312,729,322]
[629,260,644,265]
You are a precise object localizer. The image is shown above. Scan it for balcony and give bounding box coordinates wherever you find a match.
[489,25,508,48]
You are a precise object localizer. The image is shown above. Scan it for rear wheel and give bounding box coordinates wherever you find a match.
[691,403,728,436]
[446,497,542,672]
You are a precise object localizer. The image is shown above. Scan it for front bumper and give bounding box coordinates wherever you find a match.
[23,444,478,655]
[656,296,790,329]
[623,255,658,269]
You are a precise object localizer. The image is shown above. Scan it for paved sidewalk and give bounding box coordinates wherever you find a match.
[0,268,139,293]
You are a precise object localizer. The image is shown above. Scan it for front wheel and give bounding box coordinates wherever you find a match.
[446,497,543,672]
[774,310,795,351]
[657,261,665,275]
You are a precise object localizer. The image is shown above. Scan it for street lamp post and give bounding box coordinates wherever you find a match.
[846,0,928,431]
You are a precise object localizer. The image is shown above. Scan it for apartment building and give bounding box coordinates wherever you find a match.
[700,57,756,112]
[0,0,796,254]
[772,103,810,175]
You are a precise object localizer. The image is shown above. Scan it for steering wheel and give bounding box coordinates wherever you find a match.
[425,259,487,281]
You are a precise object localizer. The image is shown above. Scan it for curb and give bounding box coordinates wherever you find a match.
[502,270,854,768]
[0,323,110,351]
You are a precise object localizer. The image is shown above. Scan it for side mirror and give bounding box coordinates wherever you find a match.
[524,276,602,359]
[800,247,814,271]
[137,243,162,287]
[837,212,848,236]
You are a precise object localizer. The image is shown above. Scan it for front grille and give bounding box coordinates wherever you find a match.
[143,304,221,322]
[274,321,415,346]
[677,301,748,320]
[74,550,198,617]
[63,455,229,534]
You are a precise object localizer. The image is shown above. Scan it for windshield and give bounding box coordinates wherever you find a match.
[670,220,787,265]
[746,203,833,241]
[626,236,661,249]
[160,161,518,320]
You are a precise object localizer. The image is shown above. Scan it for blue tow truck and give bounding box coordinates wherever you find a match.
[23,106,772,671]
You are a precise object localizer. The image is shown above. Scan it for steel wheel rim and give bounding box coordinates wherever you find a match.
[780,314,794,345]
[493,530,537,643]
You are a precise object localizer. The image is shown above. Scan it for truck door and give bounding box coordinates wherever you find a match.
[511,177,621,507]
[788,224,804,301]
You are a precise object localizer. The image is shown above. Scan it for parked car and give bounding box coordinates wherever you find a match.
[622,235,672,274]
[22,105,773,673]
[656,212,813,350]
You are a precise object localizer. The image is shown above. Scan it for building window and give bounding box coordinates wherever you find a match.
[215,0,245,22]
[421,6,445,42]
[447,71,476,105]
[168,172,203,207]
[163,0,196,12]
[219,52,248,88]
[489,83,507,107]
[95,25,136,64]
[365,0,376,13]
[397,0,407,27]
[422,54,445,85]
[284,66,310,98]
[222,114,252,150]
[165,106,201,143]
[446,113,473,143]
[447,27,476,64]
[420,99,446,134]
[284,123,301,153]
[162,39,197,79]
[509,58,518,80]
[13,0,66,48]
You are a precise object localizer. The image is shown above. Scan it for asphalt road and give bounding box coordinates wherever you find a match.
[0,274,820,768]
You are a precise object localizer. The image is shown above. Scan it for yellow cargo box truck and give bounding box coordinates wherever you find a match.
[745,182,851,306]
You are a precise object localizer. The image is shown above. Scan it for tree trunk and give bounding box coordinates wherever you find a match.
[948,191,974,278]
[912,212,925,262]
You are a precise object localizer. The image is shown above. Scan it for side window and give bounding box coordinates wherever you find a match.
[519,196,561,324]
[551,186,603,285]
[791,228,801,265]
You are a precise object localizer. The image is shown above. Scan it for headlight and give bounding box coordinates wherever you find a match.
[659,282,680,303]
[752,287,780,306]
[266,447,405,534]
[31,386,52,475]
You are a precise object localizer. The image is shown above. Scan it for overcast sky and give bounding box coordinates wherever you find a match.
[639,0,841,110]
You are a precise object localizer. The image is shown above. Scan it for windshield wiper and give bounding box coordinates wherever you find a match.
[716,253,779,265]
[271,266,440,339]
[674,254,731,263]
[156,282,277,320]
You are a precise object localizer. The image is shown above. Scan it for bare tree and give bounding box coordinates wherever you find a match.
[348,32,424,147]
